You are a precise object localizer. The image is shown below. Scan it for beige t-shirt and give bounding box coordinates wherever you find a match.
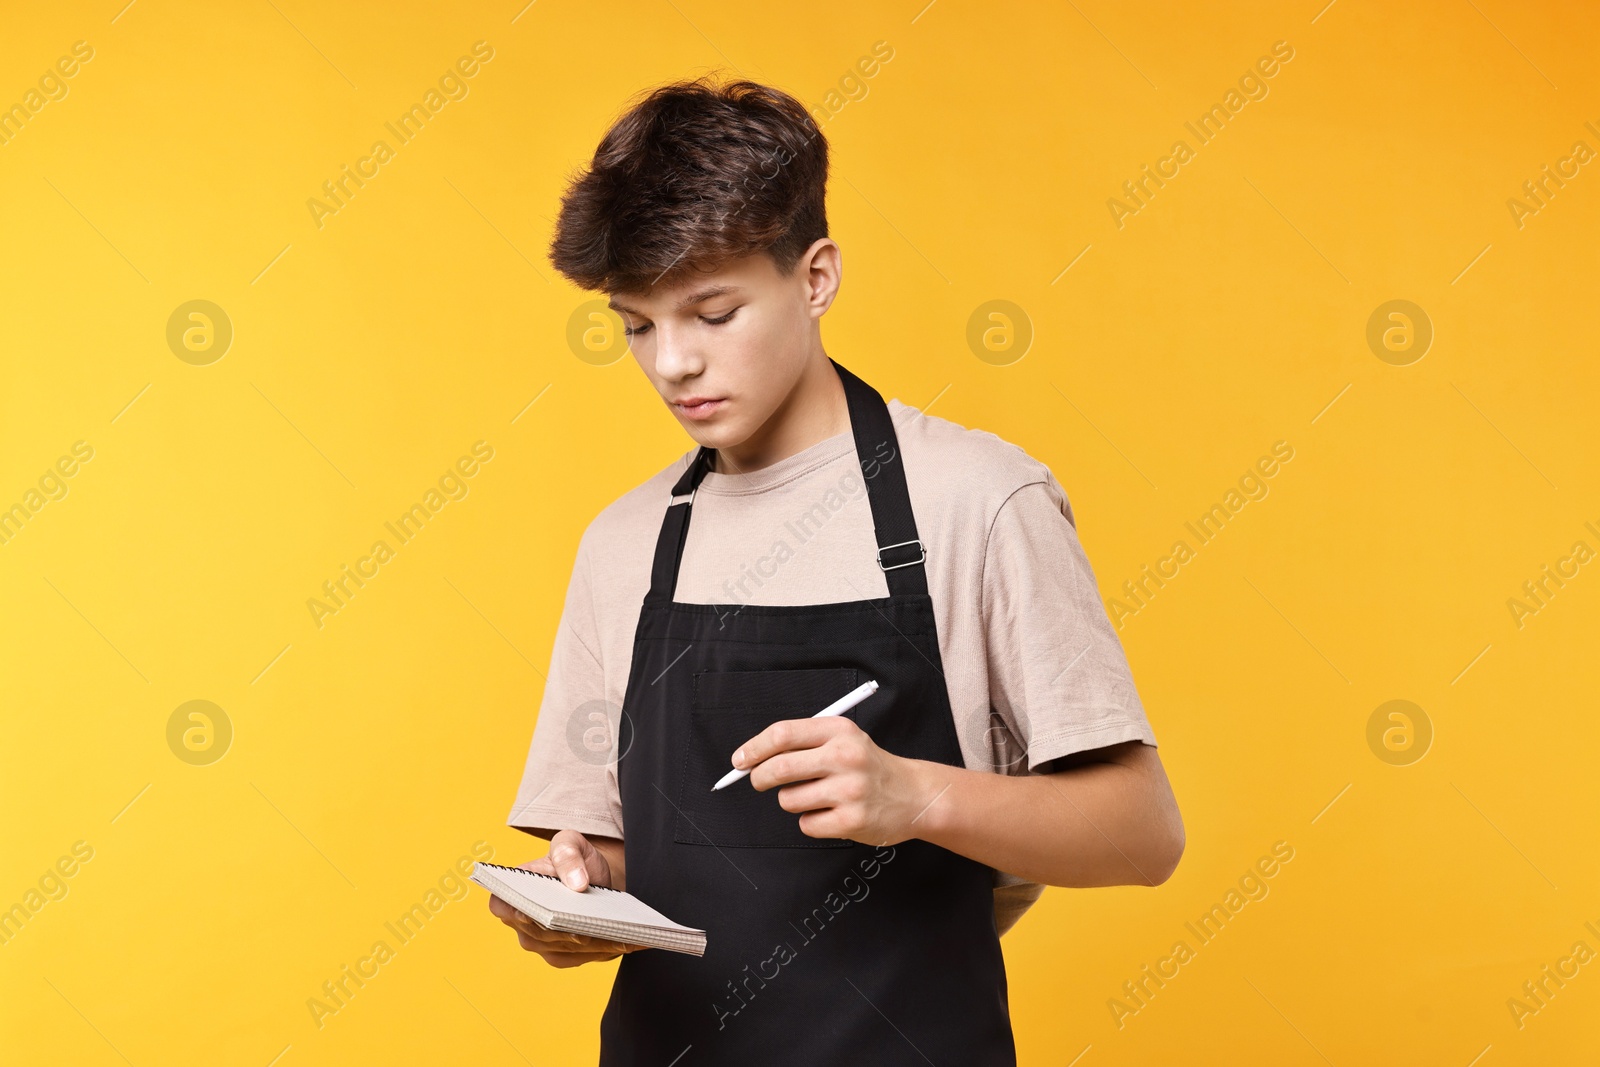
[507,397,1157,936]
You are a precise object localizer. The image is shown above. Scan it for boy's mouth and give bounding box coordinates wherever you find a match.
[673,397,725,421]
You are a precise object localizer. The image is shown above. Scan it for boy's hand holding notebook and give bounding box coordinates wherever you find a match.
[473,861,708,956]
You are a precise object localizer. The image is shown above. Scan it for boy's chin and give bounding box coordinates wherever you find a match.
[680,417,755,455]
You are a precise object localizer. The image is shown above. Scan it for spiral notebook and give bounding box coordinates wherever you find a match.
[471,861,707,956]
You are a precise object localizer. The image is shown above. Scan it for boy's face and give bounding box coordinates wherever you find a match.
[607,241,838,453]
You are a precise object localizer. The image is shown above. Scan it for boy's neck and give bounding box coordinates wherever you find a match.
[712,356,850,476]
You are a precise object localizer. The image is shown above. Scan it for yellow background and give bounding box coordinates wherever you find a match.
[3,0,1597,1063]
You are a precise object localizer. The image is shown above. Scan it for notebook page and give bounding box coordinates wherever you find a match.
[472,862,702,934]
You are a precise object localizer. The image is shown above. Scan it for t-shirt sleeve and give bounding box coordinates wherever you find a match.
[506,529,626,841]
[982,476,1156,772]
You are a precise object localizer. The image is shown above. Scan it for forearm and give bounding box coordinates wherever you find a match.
[903,751,1184,888]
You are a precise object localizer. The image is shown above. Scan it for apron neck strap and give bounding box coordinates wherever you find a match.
[646,358,928,604]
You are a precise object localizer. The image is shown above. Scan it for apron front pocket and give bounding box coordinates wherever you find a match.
[673,667,861,849]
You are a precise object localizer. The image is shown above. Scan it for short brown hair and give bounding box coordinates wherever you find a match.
[548,76,829,294]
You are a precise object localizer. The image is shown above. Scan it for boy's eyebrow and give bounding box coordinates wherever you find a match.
[608,284,742,316]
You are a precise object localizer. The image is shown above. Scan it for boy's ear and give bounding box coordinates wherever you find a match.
[800,238,841,317]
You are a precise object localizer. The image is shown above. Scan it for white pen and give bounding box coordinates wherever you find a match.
[711,679,880,791]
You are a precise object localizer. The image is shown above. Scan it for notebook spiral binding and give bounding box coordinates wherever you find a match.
[476,859,625,893]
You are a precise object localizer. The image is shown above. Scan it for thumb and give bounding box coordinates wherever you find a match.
[548,830,597,891]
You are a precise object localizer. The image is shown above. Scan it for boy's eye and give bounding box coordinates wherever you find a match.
[622,308,737,336]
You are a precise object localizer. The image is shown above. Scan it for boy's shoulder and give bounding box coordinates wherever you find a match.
[578,395,1069,561]
[886,397,1074,530]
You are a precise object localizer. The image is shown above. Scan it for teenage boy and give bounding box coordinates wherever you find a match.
[491,77,1184,1065]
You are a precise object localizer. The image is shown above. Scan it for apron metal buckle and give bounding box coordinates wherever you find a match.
[876,538,925,571]
[669,484,698,508]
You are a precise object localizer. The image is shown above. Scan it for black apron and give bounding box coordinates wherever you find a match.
[599,359,1016,1066]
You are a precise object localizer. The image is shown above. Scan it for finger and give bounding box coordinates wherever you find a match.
[734,716,850,773]
[489,901,584,944]
[774,779,835,814]
[515,928,588,950]
[488,893,524,923]
[547,830,593,891]
[493,907,556,942]
[547,953,627,972]
[561,832,617,892]
[748,746,833,791]
[516,921,575,944]
[516,929,558,951]
[512,917,609,947]
[515,927,633,953]
[558,938,638,955]
[796,808,846,842]
[518,933,622,964]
